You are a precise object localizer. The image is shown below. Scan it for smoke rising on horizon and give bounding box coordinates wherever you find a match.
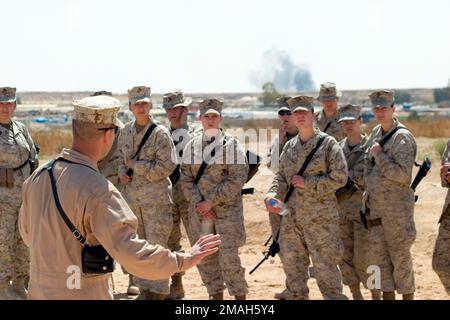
[250,47,315,92]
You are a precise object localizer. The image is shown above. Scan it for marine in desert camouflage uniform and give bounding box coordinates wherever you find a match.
[432,139,450,295]
[117,86,177,300]
[162,90,197,299]
[335,104,380,300]
[93,91,124,188]
[265,95,348,300]
[90,91,138,296]
[0,87,38,300]
[363,90,417,300]
[266,96,298,299]
[315,82,345,142]
[180,99,249,300]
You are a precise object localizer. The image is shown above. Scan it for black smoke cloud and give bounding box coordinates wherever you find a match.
[250,47,315,92]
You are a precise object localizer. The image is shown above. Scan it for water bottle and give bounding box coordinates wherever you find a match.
[201,219,214,236]
[268,199,290,216]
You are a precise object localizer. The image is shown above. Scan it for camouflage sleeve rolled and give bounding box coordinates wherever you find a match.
[133,129,177,182]
[203,140,248,207]
[180,141,204,205]
[117,130,128,177]
[304,138,348,193]
[18,179,30,247]
[267,134,279,172]
[20,124,38,162]
[441,139,450,188]
[373,133,416,185]
[266,147,290,200]
[349,157,365,189]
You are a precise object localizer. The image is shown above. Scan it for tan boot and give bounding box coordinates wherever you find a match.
[0,281,23,300]
[12,278,27,300]
[403,293,414,300]
[371,289,381,300]
[235,295,246,300]
[382,291,396,300]
[349,284,364,300]
[209,292,224,300]
[166,275,185,300]
[136,290,165,300]
[127,276,140,296]
[274,289,288,300]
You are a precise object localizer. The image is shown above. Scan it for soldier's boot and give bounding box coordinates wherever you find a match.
[0,281,24,300]
[370,289,381,300]
[166,275,185,300]
[12,278,28,299]
[235,295,246,300]
[127,276,140,296]
[403,293,414,300]
[136,290,165,300]
[274,289,288,300]
[349,284,364,300]
[209,292,224,300]
[382,291,396,300]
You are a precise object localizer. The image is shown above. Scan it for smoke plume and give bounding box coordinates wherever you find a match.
[250,47,315,92]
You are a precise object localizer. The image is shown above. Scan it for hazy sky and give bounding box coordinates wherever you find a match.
[1,0,449,93]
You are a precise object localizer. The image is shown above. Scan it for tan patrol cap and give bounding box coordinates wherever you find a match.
[287,95,315,112]
[199,99,223,116]
[277,96,292,112]
[317,82,342,102]
[369,90,395,108]
[338,104,362,123]
[128,86,151,105]
[0,87,17,103]
[72,95,121,127]
[162,90,192,110]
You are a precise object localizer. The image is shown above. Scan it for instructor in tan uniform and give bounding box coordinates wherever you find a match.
[18,95,220,300]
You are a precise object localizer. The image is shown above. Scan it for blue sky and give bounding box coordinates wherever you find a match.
[1,0,449,93]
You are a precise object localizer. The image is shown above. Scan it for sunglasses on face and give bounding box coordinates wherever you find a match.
[278,111,291,116]
[97,127,119,134]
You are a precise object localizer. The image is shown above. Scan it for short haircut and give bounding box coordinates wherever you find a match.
[72,120,104,141]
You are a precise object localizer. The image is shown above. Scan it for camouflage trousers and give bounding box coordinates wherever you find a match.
[432,216,450,295]
[189,209,248,297]
[131,204,173,295]
[338,216,370,287]
[365,208,416,294]
[279,208,346,300]
[167,199,193,277]
[0,201,29,282]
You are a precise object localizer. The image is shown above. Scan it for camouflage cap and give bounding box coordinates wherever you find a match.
[128,86,151,105]
[287,95,315,112]
[199,99,223,116]
[0,87,17,103]
[162,90,192,110]
[317,82,342,101]
[369,90,395,108]
[277,96,292,112]
[338,104,362,123]
[90,90,112,97]
[72,96,121,127]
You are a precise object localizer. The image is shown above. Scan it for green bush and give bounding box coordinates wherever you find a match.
[433,140,447,159]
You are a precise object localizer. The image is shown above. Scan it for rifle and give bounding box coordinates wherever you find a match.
[412,156,432,202]
[360,156,432,229]
[249,237,280,275]
[335,177,359,203]
[250,136,326,274]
